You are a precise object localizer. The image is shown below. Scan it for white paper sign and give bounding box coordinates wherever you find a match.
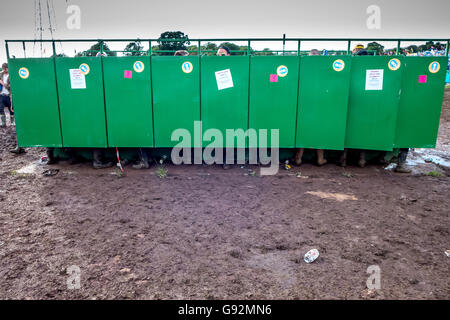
[69,69,86,89]
[365,69,383,91]
[215,69,234,90]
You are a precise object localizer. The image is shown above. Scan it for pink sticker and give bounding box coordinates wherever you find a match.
[270,74,278,82]
[124,70,132,79]
[418,75,427,83]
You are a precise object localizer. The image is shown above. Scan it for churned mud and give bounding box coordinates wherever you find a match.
[0,90,449,300]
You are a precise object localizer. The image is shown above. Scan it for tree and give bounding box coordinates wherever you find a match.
[51,53,67,57]
[124,41,144,56]
[157,31,190,55]
[366,42,384,55]
[200,42,218,56]
[256,48,274,56]
[149,45,160,55]
[187,45,199,56]
[76,41,116,57]
[238,45,252,55]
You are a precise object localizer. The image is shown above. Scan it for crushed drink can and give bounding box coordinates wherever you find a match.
[304,249,319,263]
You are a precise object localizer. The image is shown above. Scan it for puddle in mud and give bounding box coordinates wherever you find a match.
[16,160,47,174]
[384,148,449,175]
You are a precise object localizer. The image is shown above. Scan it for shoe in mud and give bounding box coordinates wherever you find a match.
[132,160,150,169]
[46,148,58,165]
[358,159,366,168]
[46,158,58,165]
[93,161,114,169]
[10,147,26,154]
[120,158,131,166]
[394,164,412,173]
[68,157,80,165]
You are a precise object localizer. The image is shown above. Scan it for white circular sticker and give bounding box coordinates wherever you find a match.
[133,61,144,73]
[181,61,193,74]
[428,61,440,73]
[18,67,29,79]
[79,63,90,75]
[277,65,288,77]
[332,59,345,72]
[388,58,401,71]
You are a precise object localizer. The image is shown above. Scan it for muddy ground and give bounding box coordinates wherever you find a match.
[0,90,449,300]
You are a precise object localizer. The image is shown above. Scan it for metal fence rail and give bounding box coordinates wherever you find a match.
[5,38,450,58]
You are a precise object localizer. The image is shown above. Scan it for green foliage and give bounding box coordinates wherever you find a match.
[51,53,67,58]
[156,165,168,178]
[124,41,145,56]
[157,31,190,55]
[366,42,384,55]
[200,42,218,56]
[254,48,274,56]
[341,171,352,178]
[168,41,255,56]
[367,41,445,55]
[187,45,199,55]
[75,41,117,57]
[115,168,124,178]
[427,171,443,177]
[149,45,160,55]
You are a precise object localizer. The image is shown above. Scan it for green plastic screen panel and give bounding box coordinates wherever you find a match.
[296,56,352,150]
[249,56,299,148]
[55,57,107,147]
[394,56,447,148]
[103,56,153,147]
[345,56,403,151]
[201,56,249,148]
[152,56,200,147]
[8,58,62,147]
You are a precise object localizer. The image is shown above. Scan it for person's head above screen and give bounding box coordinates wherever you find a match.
[352,44,364,54]
[309,49,320,56]
[217,46,231,56]
[174,50,189,56]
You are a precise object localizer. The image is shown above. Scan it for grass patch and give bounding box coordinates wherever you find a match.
[427,171,443,177]
[341,171,352,178]
[115,168,124,178]
[156,166,168,178]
